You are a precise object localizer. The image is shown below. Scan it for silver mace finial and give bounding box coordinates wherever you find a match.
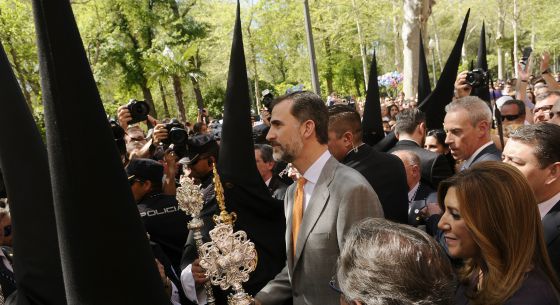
[176,175,216,305]
[198,168,258,305]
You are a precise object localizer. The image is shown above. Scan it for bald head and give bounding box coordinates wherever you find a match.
[392,150,421,191]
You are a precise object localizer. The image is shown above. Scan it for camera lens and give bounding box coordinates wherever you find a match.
[169,127,187,144]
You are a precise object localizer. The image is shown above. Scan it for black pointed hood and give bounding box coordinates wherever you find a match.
[216,0,286,295]
[0,39,67,305]
[361,50,384,146]
[472,22,490,102]
[419,9,470,130]
[31,0,168,303]
[418,32,432,104]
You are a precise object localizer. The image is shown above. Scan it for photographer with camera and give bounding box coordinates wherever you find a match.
[117,99,159,160]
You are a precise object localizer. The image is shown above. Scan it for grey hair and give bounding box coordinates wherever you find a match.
[254,144,274,163]
[445,96,492,127]
[337,218,455,305]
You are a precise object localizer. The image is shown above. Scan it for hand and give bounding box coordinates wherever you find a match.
[540,51,550,73]
[192,259,209,286]
[147,115,159,127]
[155,259,166,283]
[152,124,168,144]
[454,71,472,98]
[163,150,178,176]
[117,105,132,130]
[517,62,530,82]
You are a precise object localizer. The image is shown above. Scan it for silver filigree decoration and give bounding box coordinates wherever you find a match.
[199,223,258,305]
[176,175,204,217]
[175,174,216,305]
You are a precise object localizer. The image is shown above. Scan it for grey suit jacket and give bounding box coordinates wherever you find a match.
[256,156,384,305]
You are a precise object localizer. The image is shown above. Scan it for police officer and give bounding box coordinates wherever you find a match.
[126,158,189,272]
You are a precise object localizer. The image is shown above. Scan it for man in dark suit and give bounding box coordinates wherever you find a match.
[255,144,288,200]
[255,91,383,305]
[443,96,501,170]
[327,105,409,223]
[388,109,453,188]
[391,150,436,227]
[502,124,560,276]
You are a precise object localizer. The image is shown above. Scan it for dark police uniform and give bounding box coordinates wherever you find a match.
[138,193,190,272]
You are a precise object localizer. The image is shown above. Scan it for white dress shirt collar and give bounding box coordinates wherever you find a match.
[408,182,420,203]
[301,150,331,210]
[539,191,560,219]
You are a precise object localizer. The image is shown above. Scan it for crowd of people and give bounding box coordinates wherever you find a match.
[1,2,560,303]
[2,68,560,305]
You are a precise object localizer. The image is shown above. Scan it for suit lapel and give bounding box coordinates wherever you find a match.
[293,157,337,269]
[542,201,560,245]
[285,183,296,271]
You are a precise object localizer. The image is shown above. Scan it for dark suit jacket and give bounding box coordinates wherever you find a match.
[388,140,453,188]
[463,143,502,170]
[413,181,435,202]
[343,144,409,224]
[268,175,288,201]
[543,200,560,277]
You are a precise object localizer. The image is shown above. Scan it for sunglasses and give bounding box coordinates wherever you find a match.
[501,114,521,121]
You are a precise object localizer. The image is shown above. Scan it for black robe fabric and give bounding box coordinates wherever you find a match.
[343,144,409,224]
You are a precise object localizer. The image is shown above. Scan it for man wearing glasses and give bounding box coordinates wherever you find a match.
[534,90,560,123]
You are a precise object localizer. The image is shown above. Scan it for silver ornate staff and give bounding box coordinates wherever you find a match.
[176,175,216,305]
[198,168,258,305]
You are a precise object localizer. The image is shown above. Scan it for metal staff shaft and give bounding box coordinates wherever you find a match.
[189,218,216,305]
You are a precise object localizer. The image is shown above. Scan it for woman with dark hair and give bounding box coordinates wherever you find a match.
[438,161,560,305]
[387,104,399,121]
[425,129,456,173]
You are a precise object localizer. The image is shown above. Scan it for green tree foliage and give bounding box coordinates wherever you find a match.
[2,0,560,123]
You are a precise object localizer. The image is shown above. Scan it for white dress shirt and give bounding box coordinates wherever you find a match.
[539,191,560,219]
[301,150,332,211]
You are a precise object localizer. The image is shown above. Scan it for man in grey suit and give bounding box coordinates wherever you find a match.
[255,91,383,305]
[443,96,501,170]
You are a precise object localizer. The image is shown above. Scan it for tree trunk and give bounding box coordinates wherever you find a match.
[158,79,170,118]
[512,0,519,79]
[189,75,204,113]
[140,82,157,119]
[171,75,187,124]
[430,15,443,72]
[246,10,261,113]
[392,2,401,71]
[497,0,505,80]
[352,66,362,97]
[352,0,369,91]
[324,37,334,95]
[402,0,432,99]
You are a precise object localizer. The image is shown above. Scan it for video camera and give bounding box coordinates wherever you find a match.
[126,99,150,124]
[466,68,489,88]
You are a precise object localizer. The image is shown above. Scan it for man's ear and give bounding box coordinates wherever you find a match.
[545,162,560,185]
[342,131,354,148]
[477,120,490,137]
[301,120,316,139]
[142,180,153,192]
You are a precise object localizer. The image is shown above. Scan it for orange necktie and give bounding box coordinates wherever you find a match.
[292,177,306,257]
